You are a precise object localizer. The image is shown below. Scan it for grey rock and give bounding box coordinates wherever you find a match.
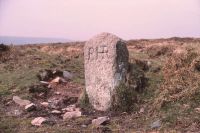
[84,33,129,111]
[63,110,82,120]
[51,110,61,114]
[92,116,109,126]
[150,120,161,129]
[31,117,47,126]
[13,96,31,106]
[40,102,49,107]
[25,103,36,111]
[63,71,74,80]
[81,124,87,128]
[62,104,78,112]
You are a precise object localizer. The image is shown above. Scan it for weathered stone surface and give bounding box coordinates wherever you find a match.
[31,117,47,126]
[84,33,129,111]
[25,103,36,111]
[63,110,82,120]
[13,96,31,106]
[51,110,61,114]
[40,102,49,107]
[63,71,74,80]
[92,116,109,126]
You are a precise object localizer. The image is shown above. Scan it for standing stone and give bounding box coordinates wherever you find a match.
[84,33,129,111]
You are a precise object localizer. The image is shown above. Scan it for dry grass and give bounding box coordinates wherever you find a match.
[153,48,200,109]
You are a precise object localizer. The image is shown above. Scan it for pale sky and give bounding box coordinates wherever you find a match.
[0,0,200,40]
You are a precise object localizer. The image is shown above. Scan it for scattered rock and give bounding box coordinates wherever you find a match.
[63,110,82,120]
[63,71,74,80]
[41,102,49,107]
[55,92,61,95]
[92,116,109,126]
[139,107,144,114]
[40,81,49,85]
[150,120,161,129]
[48,98,60,109]
[13,96,31,106]
[62,104,76,112]
[25,103,36,111]
[195,107,200,113]
[31,117,47,126]
[51,110,61,114]
[81,124,87,128]
[50,77,61,83]
[38,69,69,82]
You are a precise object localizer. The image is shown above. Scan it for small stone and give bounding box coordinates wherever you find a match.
[51,110,61,114]
[63,110,82,120]
[25,103,36,111]
[63,71,74,80]
[195,107,200,113]
[139,107,144,114]
[40,81,49,85]
[13,96,31,106]
[92,116,109,126]
[51,77,61,83]
[55,92,61,95]
[62,104,76,112]
[31,117,47,126]
[41,102,49,107]
[81,124,87,128]
[150,120,161,129]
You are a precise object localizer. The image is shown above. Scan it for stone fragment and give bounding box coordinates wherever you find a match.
[51,77,61,83]
[92,116,109,126]
[139,107,144,114]
[31,117,47,126]
[63,71,74,80]
[51,110,61,114]
[40,81,49,85]
[25,103,36,111]
[62,104,76,112]
[150,120,161,129]
[55,92,61,95]
[13,96,31,106]
[41,102,49,107]
[84,33,129,111]
[195,107,200,113]
[63,110,82,120]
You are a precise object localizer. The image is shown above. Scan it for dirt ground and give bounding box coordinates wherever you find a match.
[1,38,200,133]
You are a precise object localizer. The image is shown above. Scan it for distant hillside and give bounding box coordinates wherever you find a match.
[0,36,70,45]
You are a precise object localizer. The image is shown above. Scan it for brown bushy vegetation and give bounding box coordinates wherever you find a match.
[153,49,200,109]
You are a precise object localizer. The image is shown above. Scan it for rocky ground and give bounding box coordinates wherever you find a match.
[1,38,200,133]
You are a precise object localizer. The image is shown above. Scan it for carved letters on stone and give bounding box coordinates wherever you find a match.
[87,45,108,60]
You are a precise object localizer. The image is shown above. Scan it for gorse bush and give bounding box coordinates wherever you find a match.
[153,49,200,109]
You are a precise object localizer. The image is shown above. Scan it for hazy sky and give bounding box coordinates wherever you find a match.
[0,0,200,40]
